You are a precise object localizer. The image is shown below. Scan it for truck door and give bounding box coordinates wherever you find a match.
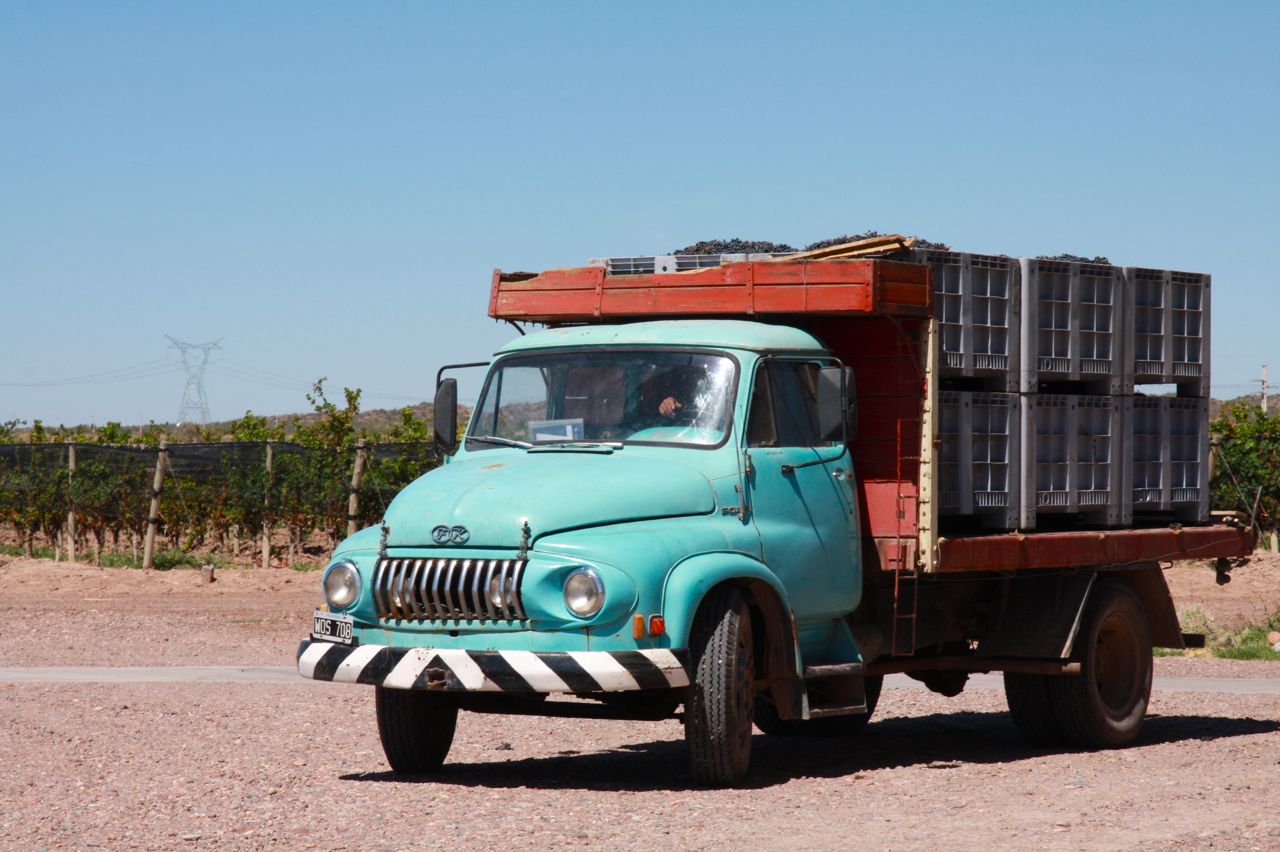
[745,359,859,620]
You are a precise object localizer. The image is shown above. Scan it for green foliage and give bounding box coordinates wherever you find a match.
[1213,610,1280,661]
[1211,401,1280,528]
[298,379,364,451]
[1163,606,1280,660]
[0,542,56,559]
[228,411,285,442]
[0,379,439,561]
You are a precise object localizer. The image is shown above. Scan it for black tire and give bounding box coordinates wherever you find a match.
[375,687,459,773]
[685,587,755,786]
[1049,582,1153,749]
[755,675,883,737]
[1004,672,1066,747]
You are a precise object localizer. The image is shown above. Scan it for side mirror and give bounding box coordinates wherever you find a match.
[817,366,855,443]
[434,378,458,456]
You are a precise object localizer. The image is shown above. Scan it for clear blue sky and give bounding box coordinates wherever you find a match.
[2,1,1277,426]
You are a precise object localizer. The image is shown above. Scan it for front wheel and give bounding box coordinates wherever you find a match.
[1049,582,1153,748]
[375,687,459,773]
[684,587,755,786]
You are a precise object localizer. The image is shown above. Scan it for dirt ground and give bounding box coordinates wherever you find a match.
[1,552,1278,850]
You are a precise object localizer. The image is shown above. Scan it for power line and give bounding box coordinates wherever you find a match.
[0,358,179,388]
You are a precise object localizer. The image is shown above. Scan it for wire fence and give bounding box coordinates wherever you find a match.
[0,441,438,564]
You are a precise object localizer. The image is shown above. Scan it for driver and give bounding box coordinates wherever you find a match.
[659,395,684,418]
[651,365,705,420]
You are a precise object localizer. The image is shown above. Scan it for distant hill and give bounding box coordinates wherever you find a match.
[9,401,474,444]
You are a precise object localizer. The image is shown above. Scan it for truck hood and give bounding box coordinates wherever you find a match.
[382,451,717,549]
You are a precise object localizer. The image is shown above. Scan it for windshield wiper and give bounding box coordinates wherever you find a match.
[543,441,623,449]
[466,435,533,449]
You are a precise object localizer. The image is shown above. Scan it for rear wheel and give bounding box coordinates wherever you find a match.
[1004,672,1066,746]
[685,587,755,786]
[375,687,459,773]
[1049,582,1152,748]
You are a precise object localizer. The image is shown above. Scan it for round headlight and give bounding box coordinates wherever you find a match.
[563,568,604,618]
[323,561,361,610]
[487,573,506,611]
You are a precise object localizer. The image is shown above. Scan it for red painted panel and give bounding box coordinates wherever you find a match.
[861,479,919,540]
[489,259,931,322]
[602,287,753,315]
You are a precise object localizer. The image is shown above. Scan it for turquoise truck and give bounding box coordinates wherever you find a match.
[299,247,1253,786]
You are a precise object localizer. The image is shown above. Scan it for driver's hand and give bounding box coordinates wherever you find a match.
[659,396,683,418]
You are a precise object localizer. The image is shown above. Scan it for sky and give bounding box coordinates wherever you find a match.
[1,1,1277,427]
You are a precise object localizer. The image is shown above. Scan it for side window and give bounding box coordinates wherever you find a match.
[747,365,777,447]
[768,361,823,447]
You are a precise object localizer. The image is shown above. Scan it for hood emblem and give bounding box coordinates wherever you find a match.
[432,525,470,545]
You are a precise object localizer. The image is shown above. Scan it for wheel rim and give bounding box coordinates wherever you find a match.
[1093,608,1144,717]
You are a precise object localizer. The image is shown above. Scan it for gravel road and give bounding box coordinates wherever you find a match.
[2,556,1278,850]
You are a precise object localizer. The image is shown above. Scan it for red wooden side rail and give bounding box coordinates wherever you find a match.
[489,259,931,323]
[935,524,1255,574]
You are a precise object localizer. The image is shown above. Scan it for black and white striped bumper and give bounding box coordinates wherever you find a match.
[297,639,690,693]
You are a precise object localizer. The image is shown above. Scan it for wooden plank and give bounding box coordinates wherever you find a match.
[780,234,914,261]
[935,524,1255,573]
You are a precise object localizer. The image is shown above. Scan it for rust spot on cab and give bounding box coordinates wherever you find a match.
[482,463,506,470]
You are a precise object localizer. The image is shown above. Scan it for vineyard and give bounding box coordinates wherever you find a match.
[0,383,443,567]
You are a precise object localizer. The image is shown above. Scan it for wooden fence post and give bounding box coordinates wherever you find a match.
[347,439,368,537]
[66,442,76,563]
[261,440,273,570]
[142,441,167,570]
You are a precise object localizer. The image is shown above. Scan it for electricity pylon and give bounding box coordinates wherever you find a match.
[167,336,222,425]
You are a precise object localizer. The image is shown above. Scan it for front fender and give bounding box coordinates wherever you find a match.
[661,551,791,649]
[662,551,806,719]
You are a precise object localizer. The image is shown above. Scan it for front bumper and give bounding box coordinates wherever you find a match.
[297,638,690,693]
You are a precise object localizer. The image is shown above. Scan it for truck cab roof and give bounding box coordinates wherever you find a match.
[495,319,826,356]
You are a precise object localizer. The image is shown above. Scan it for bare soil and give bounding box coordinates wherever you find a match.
[0,551,1277,849]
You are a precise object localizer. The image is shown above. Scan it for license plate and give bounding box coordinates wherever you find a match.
[312,611,354,645]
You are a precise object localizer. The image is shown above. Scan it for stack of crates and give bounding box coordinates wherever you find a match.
[918,249,1210,530]
[1123,266,1211,524]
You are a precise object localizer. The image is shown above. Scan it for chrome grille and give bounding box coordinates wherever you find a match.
[372,557,527,622]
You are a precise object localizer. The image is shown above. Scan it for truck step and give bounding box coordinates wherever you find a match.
[803,662,864,680]
[802,663,870,718]
[807,702,869,719]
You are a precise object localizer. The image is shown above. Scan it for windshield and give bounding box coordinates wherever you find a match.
[467,349,737,449]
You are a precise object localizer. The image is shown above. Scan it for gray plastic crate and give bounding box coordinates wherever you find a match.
[1019,259,1124,393]
[1019,394,1126,528]
[1123,268,1210,397]
[913,250,1020,389]
[587,254,792,275]
[938,391,1020,527]
[1127,396,1210,522]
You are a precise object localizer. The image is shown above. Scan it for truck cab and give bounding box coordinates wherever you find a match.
[302,320,872,784]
